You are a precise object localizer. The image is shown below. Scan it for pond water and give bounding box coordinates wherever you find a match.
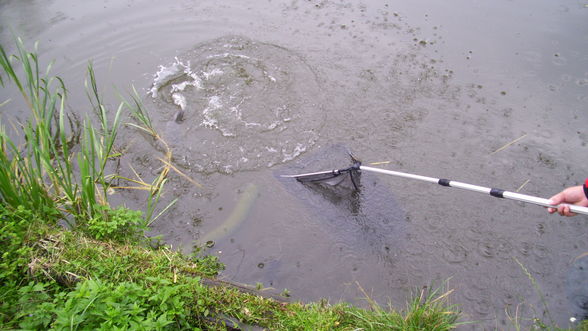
[2,0,587,329]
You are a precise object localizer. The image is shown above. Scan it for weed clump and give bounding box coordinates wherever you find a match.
[85,206,145,242]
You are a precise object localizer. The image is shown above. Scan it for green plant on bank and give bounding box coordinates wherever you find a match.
[0,38,178,240]
[0,38,143,237]
[0,204,221,329]
[1,205,461,330]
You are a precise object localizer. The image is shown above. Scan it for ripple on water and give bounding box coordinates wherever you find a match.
[441,241,468,264]
[531,244,550,260]
[517,241,533,256]
[462,288,494,316]
[476,235,514,260]
[566,255,588,320]
[477,240,496,259]
[147,36,325,174]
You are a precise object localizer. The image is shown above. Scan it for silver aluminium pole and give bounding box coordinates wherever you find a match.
[359,166,588,216]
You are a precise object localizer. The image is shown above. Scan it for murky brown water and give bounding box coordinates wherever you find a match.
[2,0,588,329]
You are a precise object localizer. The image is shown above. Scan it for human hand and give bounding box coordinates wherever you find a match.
[548,185,588,217]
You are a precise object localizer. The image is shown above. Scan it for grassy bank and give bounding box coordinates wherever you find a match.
[0,206,460,330]
[0,38,570,330]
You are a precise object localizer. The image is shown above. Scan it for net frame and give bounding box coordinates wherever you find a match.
[281,156,362,190]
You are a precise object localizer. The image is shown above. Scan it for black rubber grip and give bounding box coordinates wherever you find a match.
[438,178,451,187]
[490,188,505,198]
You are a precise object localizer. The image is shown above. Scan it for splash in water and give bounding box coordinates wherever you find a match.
[147,36,326,174]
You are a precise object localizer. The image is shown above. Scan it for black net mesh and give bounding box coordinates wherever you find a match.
[274,144,406,263]
[280,147,361,189]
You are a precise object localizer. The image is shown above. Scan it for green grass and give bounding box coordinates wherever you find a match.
[2,211,461,330]
[0,38,468,330]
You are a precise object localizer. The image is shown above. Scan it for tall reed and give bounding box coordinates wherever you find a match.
[1,39,67,219]
[0,39,124,226]
[120,87,176,225]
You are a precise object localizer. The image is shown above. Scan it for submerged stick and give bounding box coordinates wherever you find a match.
[490,133,527,155]
[515,179,530,193]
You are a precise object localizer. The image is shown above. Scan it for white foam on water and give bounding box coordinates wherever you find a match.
[150,67,177,97]
[265,71,277,82]
[281,143,307,163]
[171,78,202,93]
[202,68,223,79]
[208,95,222,109]
[171,93,187,110]
[201,96,240,137]
[207,53,251,60]
[243,122,262,129]
[171,62,203,94]
[223,165,233,173]
[201,96,221,129]
[266,122,279,130]
[150,57,206,101]
[149,57,186,97]
[229,106,242,119]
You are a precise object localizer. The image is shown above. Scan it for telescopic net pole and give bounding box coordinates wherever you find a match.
[359,166,588,216]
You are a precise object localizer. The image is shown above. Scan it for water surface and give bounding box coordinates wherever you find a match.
[1,0,587,329]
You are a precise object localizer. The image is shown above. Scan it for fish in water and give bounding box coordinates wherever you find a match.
[198,183,258,247]
[171,92,186,123]
[174,109,184,123]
